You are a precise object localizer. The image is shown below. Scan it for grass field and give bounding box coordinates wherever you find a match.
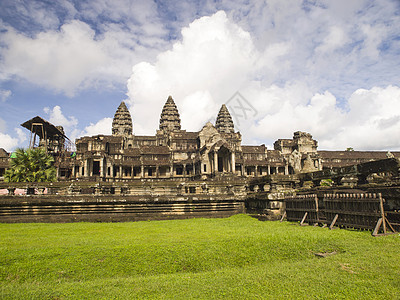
[0,214,399,299]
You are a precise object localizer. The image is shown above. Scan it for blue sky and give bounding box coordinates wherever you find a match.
[1,0,400,151]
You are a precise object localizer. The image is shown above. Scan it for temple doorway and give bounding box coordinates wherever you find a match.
[217,146,231,173]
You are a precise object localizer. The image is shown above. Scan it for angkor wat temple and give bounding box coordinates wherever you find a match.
[0,95,399,181]
[1,96,400,229]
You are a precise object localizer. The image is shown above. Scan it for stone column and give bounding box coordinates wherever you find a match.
[267,165,271,175]
[141,164,144,178]
[85,160,89,177]
[231,152,235,174]
[255,166,258,177]
[183,165,186,177]
[214,151,218,173]
[285,164,289,175]
[100,159,104,178]
[156,166,159,178]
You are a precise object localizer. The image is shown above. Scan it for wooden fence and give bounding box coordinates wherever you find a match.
[284,193,396,236]
[284,194,320,225]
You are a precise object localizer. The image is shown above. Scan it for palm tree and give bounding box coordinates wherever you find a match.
[5,147,56,182]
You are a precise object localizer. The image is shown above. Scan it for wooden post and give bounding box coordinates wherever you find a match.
[329,214,339,230]
[300,212,308,226]
[280,211,286,222]
[372,218,383,236]
[378,193,387,234]
[385,217,396,233]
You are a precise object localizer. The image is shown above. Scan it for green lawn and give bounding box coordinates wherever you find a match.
[0,214,399,299]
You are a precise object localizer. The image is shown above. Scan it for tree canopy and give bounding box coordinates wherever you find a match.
[5,148,56,182]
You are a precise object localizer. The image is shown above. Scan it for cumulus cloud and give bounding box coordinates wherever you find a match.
[326,85,400,150]
[44,105,78,132]
[127,11,258,133]
[246,85,400,151]
[126,9,400,150]
[1,21,109,96]
[79,117,112,137]
[0,0,175,96]
[0,133,19,152]
[0,126,27,152]
[42,105,112,141]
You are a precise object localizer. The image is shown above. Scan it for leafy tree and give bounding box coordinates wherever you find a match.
[346,147,354,151]
[5,147,56,182]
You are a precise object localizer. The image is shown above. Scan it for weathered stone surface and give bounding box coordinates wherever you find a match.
[0,180,246,223]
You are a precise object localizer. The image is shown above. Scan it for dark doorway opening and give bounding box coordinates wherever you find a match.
[93,161,100,175]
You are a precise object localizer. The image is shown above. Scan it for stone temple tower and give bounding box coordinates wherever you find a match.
[215,104,234,133]
[112,101,133,136]
[159,96,181,132]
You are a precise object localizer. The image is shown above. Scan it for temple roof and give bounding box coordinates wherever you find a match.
[0,148,9,158]
[21,116,69,140]
[112,101,133,137]
[215,104,234,133]
[159,96,181,132]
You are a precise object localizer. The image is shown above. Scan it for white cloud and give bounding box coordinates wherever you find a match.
[42,105,112,142]
[0,126,27,152]
[126,9,400,151]
[0,132,19,152]
[0,89,11,102]
[43,105,78,133]
[0,0,172,96]
[0,22,167,96]
[249,85,400,151]
[79,117,112,137]
[127,11,258,134]
[1,21,108,96]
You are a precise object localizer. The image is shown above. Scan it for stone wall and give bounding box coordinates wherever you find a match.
[0,179,246,223]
